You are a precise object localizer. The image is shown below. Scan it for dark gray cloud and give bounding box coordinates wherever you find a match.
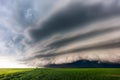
[24,0,120,67]
[27,0,120,42]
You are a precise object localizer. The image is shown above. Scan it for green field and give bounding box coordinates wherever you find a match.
[0,68,120,80]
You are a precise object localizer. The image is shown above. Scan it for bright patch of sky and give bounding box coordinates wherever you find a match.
[0,56,30,68]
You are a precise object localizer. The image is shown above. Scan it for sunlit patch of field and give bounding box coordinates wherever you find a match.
[0,68,33,80]
[0,68,120,80]
[0,68,33,74]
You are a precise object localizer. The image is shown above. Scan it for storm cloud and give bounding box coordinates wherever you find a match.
[0,0,120,67]
[24,0,120,67]
[27,0,120,42]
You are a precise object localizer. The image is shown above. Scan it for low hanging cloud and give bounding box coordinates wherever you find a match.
[24,0,120,67]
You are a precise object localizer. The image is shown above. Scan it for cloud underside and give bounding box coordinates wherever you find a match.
[25,0,120,67]
[45,60,120,68]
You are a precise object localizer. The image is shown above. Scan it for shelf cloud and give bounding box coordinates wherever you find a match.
[0,0,120,67]
[24,0,120,67]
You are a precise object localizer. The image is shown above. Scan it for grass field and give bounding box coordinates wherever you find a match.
[0,68,120,80]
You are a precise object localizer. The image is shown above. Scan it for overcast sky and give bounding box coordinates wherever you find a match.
[0,0,120,68]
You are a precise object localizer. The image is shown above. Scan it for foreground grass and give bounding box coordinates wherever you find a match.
[0,68,120,80]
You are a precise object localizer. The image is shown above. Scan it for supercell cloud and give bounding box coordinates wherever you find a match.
[0,0,120,67]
